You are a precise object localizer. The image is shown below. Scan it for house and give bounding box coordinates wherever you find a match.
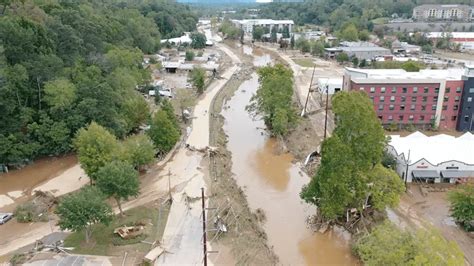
[387,131,474,183]
[163,62,180,73]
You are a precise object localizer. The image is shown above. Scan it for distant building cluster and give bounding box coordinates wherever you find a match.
[412,4,473,22]
[343,65,474,132]
[231,19,294,34]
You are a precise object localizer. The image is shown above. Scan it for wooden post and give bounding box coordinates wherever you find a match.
[201,187,207,266]
[323,86,329,140]
[303,65,316,116]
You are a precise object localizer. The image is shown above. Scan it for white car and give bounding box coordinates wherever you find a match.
[159,88,173,98]
[0,213,13,225]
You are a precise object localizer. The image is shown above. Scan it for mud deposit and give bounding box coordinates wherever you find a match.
[221,74,357,265]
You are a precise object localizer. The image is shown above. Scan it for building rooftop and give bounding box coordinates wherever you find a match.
[415,4,471,9]
[340,46,390,52]
[389,131,474,165]
[345,67,465,81]
[426,32,474,39]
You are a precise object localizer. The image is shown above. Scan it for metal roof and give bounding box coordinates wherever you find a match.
[441,170,474,178]
[412,170,440,178]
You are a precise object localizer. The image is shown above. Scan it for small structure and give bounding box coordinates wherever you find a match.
[163,62,180,73]
[387,131,474,183]
[114,225,144,240]
[160,33,192,46]
[317,78,343,95]
[391,40,421,54]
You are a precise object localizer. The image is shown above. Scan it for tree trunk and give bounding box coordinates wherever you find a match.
[85,226,91,243]
[116,197,123,216]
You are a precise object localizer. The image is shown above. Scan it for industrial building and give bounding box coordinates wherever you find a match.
[324,42,391,61]
[231,19,294,34]
[343,65,474,132]
[387,131,474,183]
[412,4,472,22]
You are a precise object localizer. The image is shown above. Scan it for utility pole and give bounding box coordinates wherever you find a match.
[168,170,172,203]
[404,149,411,191]
[303,66,316,116]
[201,187,207,266]
[323,85,329,140]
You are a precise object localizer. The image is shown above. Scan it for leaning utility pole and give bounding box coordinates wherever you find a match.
[323,85,329,140]
[201,187,208,266]
[404,149,411,191]
[303,66,316,116]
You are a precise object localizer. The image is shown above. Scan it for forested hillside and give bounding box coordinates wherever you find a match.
[0,0,197,166]
[259,0,474,30]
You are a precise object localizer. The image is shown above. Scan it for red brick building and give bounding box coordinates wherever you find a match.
[343,67,471,131]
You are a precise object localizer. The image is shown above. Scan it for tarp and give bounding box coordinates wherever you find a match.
[412,170,439,178]
[441,171,474,178]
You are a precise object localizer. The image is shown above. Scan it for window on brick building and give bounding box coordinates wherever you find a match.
[402,87,407,93]
[388,115,393,121]
[456,87,462,93]
[370,87,375,93]
[435,88,439,93]
[454,105,458,111]
[409,115,414,121]
[391,87,397,93]
[433,96,438,102]
[424,87,429,93]
[400,104,405,110]
[444,96,449,102]
[412,97,417,102]
[442,105,447,110]
[399,115,404,121]
[452,116,457,121]
[360,87,365,91]
[381,87,386,93]
[421,105,426,111]
[468,97,473,102]
[420,115,425,121]
[422,96,427,102]
[455,96,460,102]
[370,96,374,102]
[390,96,395,102]
[446,88,450,93]
[401,96,406,102]
[378,115,383,120]
[441,116,445,121]
[380,96,385,102]
[411,104,416,110]
[413,87,418,93]
[432,105,436,110]
[378,104,384,110]
[389,104,394,110]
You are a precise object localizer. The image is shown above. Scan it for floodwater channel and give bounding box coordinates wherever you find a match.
[221,50,357,265]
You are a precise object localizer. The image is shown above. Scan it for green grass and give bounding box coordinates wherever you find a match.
[371,17,389,25]
[293,58,315,68]
[64,204,170,255]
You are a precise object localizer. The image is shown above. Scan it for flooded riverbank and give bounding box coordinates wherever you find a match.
[221,70,357,264]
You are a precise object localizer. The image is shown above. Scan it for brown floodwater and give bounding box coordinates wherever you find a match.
[221,71,357,265]
[0,155,77,196]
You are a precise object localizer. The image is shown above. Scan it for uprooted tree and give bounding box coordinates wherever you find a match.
[300,91,404,221]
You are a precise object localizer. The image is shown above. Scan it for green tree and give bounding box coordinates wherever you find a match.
[248,64,296,136]
[310,41,325,57]
[185,50,195,61]
[190,32,206,49]
[122,93,149,132]
[354,221,464,265]
[352,56,359,67]
[422,44,433,54]
[148,110,180,153]
[43,78,76,110]
[252,26,265,41]
[73,122,120,182]
[340,23,359,41]
[270,27,277,43]
[96,161,140,216]
[358,30,370,41]
[290,35,295,49]
[448,185,474,231]
[296,37,310,53]
[401,60,422,72]
[56,186,112,243]
[160,99,179,129]
[301,91,393,219]
[190,67,206,94]
[120,134,155,170]
[336,52,349,63]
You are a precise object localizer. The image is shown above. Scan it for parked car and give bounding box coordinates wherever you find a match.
[0,213,13,225]
[159,88,173,98]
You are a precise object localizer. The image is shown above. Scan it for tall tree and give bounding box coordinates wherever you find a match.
[190,67,206,94]
[190,32,206,49]
[73,122,120,182]
[96,161,140,216]
[448,185,474,231]
[148,110,180,154]
[120,134,155,170]
[56,186,112,243]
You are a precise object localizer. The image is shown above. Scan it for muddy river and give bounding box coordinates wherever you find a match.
[221,49,356,265]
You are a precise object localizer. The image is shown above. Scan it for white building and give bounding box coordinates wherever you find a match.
[387,131,474,183]
[317,78,343,95]
[231,19,294,34]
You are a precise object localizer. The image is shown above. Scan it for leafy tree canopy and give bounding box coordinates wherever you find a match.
[448,185,474,231]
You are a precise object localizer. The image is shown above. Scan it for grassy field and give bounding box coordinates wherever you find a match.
[371,17,389,25]
[64,204,170,256]
[293,58,315,68]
